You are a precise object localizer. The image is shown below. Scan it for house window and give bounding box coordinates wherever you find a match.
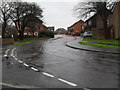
[24,33,27,35]
[35,26,39,29]
[34,32,38,36]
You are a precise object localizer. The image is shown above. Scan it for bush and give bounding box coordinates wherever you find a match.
[38,31,54,38]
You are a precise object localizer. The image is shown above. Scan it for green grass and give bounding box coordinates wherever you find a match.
[83,38,120,45]
[12,37,50,45]
[13,41,33,45]
[2,38,15,45]
[79,42,120,49]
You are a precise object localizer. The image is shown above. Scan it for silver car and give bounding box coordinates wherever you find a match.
[83,31,92,38]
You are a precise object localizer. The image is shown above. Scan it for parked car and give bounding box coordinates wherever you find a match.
[71,32,80,36]
[83,31,92,38]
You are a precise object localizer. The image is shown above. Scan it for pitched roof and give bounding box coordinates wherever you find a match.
[84,14,97,22]
[69,20,84,28]
[111,1,120,12]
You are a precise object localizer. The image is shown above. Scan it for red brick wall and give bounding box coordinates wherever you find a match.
[73,21,84,33]
[40,25,48,31]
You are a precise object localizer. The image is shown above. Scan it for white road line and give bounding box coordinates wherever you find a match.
[11,48,16,56]
[18,60,23,63]
[4,54,7,57]
[31,67,39,71]
[0,82,39,88]
[12,55,15,58]
[23,63,29,67]
[42,72,54,78]
[14,57,18,60]
[0,82,23,88]
[5,49,10,55]
[58,78,77,87]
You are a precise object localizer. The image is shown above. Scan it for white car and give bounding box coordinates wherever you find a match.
[83,31,92,38]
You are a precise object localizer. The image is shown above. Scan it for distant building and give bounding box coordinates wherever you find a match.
[47,26,54,32]
[55,28,66,34]
[67,20,84,34]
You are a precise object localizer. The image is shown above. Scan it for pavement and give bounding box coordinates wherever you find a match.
[66,37,120,54]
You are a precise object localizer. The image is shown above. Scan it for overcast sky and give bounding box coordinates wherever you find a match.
[40,2,79,30]
[23,0,80,30]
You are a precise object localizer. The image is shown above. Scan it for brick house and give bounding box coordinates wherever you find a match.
[34,24,48,36]
[84,1,120,39]
[85,13,114,39]
[16,27,32,36]
[67,20,84,34]
[108,1,120,39]
[84,14,97,31]
[55,28,66,34]
[84,14,107,39]
[47,26,54,32]
[16,24,48,37]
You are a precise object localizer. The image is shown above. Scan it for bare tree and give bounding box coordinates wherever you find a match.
[74,1,114,29]
[27,16,43,37]
[9,2,43,40]
[0,2,12,38]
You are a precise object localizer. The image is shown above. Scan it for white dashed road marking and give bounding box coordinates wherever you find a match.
[23,63,29,67]
[14,57,18,60]
[8,48,80,88]
[12,55,15,58]
[18,60,23,63]
[4,54,7,57]
[58,78,77,87]
[42,72,54,78]
[31,67,39,71]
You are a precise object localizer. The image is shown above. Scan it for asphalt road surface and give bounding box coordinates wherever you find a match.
[1,35,119,89]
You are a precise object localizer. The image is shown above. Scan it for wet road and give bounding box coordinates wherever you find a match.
[1,35,119,88]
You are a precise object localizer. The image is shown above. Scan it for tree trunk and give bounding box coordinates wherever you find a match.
[2,28,5,38]
[19,30,24,40]
[103,18,107,29]
[100,14,108,29]
[2,22,7,38]
[32,32,34,37]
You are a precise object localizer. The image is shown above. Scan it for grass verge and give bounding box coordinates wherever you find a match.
[79,42,120,49]
[12,37,50,45]
[2,38,15,45]
[83,38,120,45]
